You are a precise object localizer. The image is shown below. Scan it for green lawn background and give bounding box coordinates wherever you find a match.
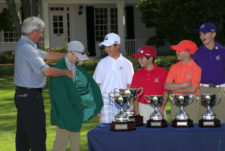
[0,55,175,151]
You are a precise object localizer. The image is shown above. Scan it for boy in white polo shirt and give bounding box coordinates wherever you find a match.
[93,33,134,123]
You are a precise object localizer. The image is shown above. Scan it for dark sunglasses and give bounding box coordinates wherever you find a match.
[71,50,86,55]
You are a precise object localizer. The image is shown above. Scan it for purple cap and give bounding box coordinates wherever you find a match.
[196,22,216,33]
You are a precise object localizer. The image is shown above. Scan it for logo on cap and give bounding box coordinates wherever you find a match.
[200,24,205,29]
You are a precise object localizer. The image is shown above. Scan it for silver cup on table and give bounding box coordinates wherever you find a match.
[144,95,167,127]
[198,93,221,127]
[110,88,136,131]
[170,94,194,127]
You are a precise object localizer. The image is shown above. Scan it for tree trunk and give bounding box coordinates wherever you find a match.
[31,0,40,17]
[5,0,21,34]
[21,0,31,20]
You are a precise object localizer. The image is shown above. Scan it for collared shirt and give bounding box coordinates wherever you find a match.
[93,54,134,94]
[166,59,201,95]
[65,56,76,83]
[131,65,168,104]
[14,35,49,88]
[192,43,225,85]
[93,54,134,123]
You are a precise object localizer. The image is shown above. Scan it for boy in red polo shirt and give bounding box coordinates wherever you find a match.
[165,40,201,123]
[131,46,168,123]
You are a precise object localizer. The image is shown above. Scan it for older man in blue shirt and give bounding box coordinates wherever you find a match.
[14,16,73,151]
[193,22,225,123]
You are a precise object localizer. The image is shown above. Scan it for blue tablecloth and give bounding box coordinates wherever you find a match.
[88,123,225,151]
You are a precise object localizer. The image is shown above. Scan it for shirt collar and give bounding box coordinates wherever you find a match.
[180,59,194,67]
[108,53,123,61]
[21,35,37,48]
[203,42,220,51]
[65,56,75,68]
[143,64,157,72]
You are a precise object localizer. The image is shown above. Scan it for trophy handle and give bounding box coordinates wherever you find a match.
[169,94,176,104]
[137,87,144,97]
[113,88,120,96]
[187,94,194,105]
[144,95,150,103]
[108,92,114,104]
[216,92,222,105]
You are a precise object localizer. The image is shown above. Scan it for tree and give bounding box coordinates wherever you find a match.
[138,0,225,46]
[5,0,41,34]
[0,8,14,31]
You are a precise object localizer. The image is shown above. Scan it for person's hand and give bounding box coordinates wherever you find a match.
[66,70,73,79]
[182,81,191,88]
[78,60,83,65]
[96,113,101,119]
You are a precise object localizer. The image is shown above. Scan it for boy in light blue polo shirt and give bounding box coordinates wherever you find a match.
[193,22,225,122]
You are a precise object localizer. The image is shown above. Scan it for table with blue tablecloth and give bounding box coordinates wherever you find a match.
[88,123,225,151]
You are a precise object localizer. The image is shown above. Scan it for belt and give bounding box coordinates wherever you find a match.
[200,83,225,88]
[16,86,43,92]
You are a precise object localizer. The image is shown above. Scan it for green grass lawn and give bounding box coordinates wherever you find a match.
[0,56,174,151]
[0,76,100,151]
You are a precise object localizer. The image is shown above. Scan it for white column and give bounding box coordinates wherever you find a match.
[117,1,126,55]
[42,0,50,48]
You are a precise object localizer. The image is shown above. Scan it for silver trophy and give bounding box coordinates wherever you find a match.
[198,93,221,127]
[114,88,144,126]
[170,94,194,127]
[110,89,136,131]
[123,88,143,116]
[144,95,167,127]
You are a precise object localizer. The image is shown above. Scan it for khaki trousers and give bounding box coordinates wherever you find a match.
[53,127,80,151]
[199,87,225,123]
[170,97,200,123]
[139,102,167,123]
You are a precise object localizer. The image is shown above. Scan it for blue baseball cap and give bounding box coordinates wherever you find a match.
[196,22,216,33]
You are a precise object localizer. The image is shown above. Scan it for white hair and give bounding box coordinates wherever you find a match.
[21,16,45,35]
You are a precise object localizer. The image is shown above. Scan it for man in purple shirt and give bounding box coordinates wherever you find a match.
[193,22,225,122]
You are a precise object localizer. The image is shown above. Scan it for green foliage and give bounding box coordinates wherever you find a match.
[43,45,67,53]
[0,9,14,31]
[138,0,225,46]
[0,51,14,64]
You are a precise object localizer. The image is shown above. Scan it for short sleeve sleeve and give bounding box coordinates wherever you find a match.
[191,66,201,88]
[37,48,47,59]
[130,72,138,88]
[93,61,102,84]
[25,46,49,74]
[161,69,168,92]
[166,65,175,83]
[126,61,134,84]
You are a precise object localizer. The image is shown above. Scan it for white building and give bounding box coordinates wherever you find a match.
[0,0,156,56]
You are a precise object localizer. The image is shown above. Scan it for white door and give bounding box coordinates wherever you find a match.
[49,9,67,48]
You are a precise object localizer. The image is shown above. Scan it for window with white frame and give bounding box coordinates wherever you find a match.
[50,7,70,42]
[95,7,118,42]
[1,8,19,42]
[4,30,19,42]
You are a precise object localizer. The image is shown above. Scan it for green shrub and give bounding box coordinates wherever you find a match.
[0,51,14,64]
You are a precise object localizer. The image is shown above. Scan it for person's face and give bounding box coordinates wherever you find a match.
[67,52,79,64]
[199,32,216,46]
[176,51,190,61]
[31,28,44,43]
[104,44,120,58]
[138,56,153,68]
